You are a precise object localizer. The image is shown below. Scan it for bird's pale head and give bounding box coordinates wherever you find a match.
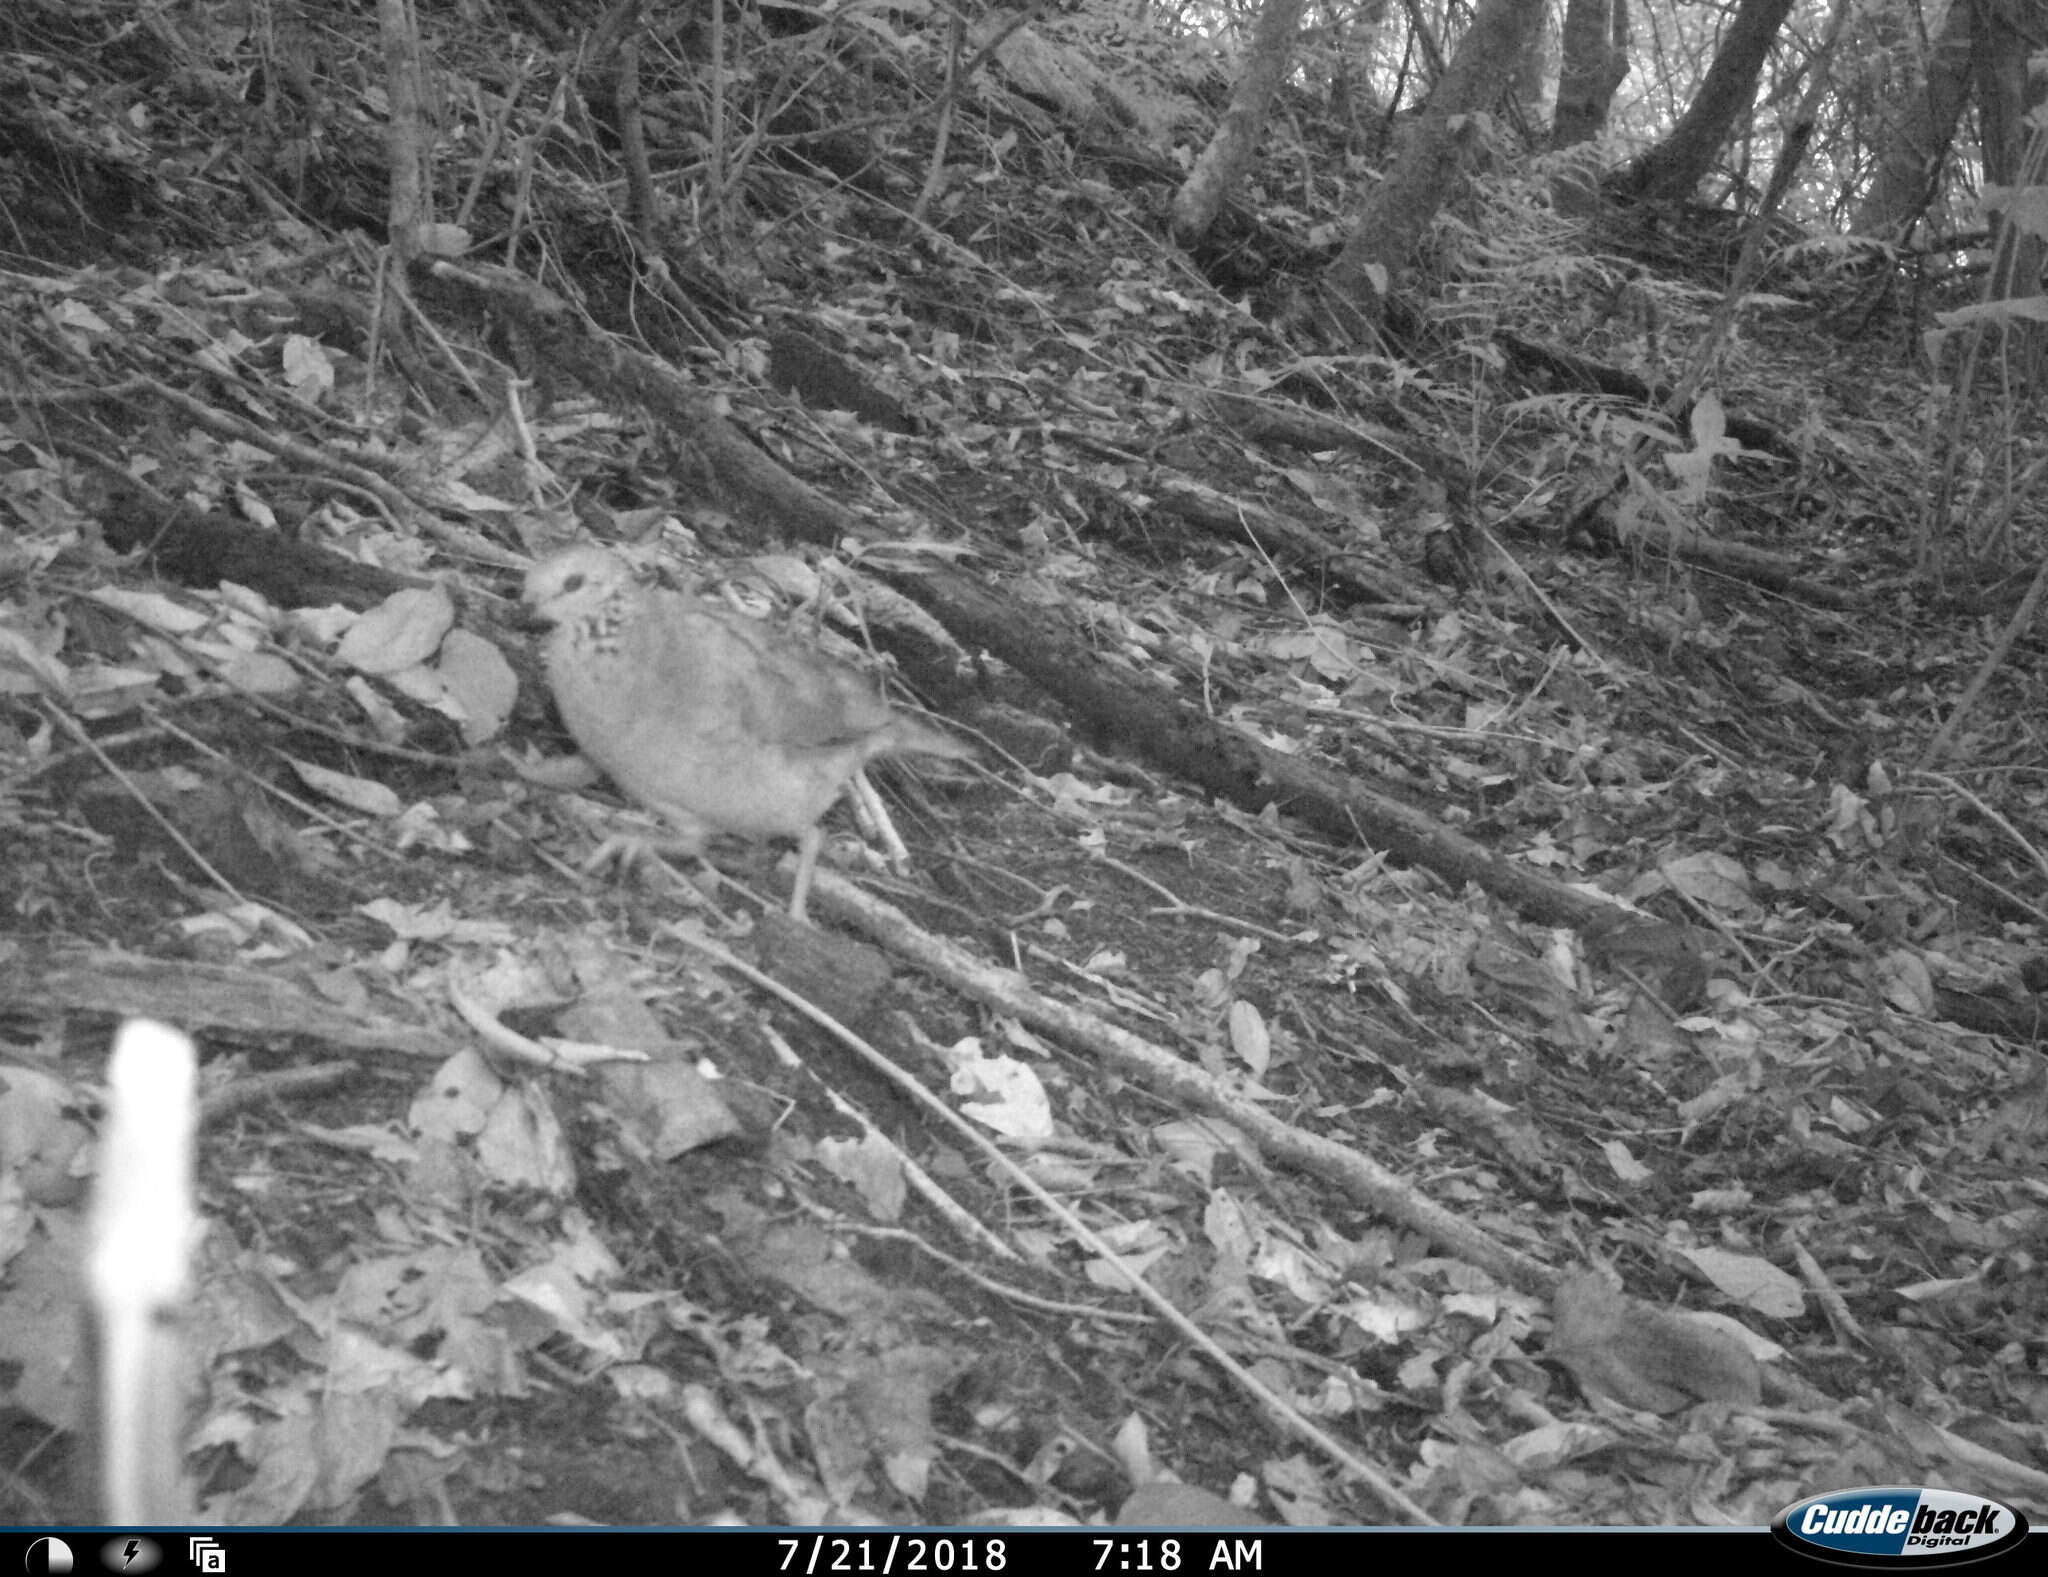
[522,545,634,626]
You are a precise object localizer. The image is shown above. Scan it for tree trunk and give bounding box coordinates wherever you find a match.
[1325,0,1547,315]
[1552,0,1630,149]
[1968,0,2048,308]
[1852,0,1973,240]
[1510,0,1559,130]
[1170,0,1308,246]
[1618,0,1795,201]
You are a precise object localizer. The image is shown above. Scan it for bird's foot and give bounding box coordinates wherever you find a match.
[512,748,604,791]
[582,835,730,910]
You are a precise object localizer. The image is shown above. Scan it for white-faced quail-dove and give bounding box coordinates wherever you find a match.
[522,545,971,921]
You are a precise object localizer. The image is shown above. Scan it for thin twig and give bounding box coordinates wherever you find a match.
[1101,855,1295,943]
[1912,769,2048,886]
[40,701,247,904]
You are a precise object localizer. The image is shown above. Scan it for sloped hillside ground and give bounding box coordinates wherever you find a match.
[3,0,2046,1529]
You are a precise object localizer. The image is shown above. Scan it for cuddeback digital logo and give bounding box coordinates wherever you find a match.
[1770,1486,2030,1567]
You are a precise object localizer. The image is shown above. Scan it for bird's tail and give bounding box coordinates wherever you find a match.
[879,716,978,763]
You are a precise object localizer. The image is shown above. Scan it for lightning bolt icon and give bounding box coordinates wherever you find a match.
[122,1543,140,1568]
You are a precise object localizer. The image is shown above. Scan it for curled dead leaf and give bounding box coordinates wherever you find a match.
[1548,1271,1762,1413]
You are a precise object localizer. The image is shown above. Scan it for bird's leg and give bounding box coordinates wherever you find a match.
[786,825,826,922]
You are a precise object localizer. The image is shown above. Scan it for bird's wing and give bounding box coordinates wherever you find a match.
[664,599,896,750]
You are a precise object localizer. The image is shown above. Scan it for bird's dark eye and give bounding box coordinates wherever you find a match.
[564,573,585,592]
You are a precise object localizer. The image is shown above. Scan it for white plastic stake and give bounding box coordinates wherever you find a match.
[86,1019,199,1525]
